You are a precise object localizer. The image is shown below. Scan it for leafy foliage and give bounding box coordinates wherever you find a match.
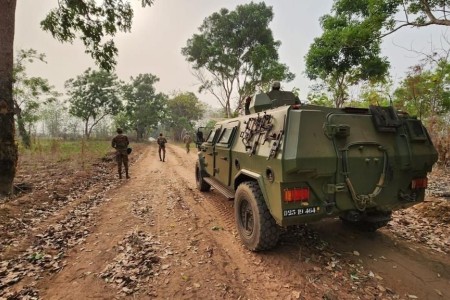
[13,49,60,148]
[182,2,293,117]
[122,74,167,140]
[305,1,390,107]
[165,92,205,141]
[306,90,333,107]
[307,0,450,108]
[65,68,123,138]
[394,62,450,119]
[331,0,450,36]
[41,0,154,71]
[356,82,391,107]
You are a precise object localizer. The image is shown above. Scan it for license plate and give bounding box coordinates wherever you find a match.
[283,207,320,217]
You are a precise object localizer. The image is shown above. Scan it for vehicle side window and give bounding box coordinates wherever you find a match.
[206,127,222,144]
[217,127,234,144]
[205,130,214,143]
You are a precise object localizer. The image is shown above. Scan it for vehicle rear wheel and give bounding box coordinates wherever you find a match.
[195,162,210,192]
[234,181,279,251]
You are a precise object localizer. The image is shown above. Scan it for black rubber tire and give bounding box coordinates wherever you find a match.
[234,181,279,251]
[195,162,211,192]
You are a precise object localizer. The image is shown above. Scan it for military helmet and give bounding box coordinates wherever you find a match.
[272,81,281,89]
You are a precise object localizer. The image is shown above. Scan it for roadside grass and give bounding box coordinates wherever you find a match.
[18,139,112,171]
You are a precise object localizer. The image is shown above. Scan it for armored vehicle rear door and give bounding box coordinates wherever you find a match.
[213,124,238,186]
[201,125,222,178]
[326,110,392,211]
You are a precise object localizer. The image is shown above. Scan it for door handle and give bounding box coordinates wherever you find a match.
[220,156,228,161]
[207,153,213,156]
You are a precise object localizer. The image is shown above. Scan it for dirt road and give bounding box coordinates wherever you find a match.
[1,143,449,299]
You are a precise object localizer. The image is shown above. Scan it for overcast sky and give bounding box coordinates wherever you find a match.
[14,0,448,108]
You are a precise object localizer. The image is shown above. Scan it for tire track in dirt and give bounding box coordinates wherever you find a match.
[165,146,236,230]
[163,145,316,299]
[143,144,252,299]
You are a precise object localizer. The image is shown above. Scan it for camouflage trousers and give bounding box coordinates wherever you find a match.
[116,151,129,179]
[159,146,166,161]
[185,143,190,153]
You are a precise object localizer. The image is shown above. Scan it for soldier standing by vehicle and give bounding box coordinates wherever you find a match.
[183,133,192,153]
[157,133,167,162]
[111,128,130,179]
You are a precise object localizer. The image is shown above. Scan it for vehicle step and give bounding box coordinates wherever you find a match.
[203,177,235,199]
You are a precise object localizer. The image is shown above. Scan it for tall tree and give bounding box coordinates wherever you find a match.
[65,68,123,139]
[307,0,450,108]
[0,0,153,195]
[122,74,167,140]
[165,92,205,141]
[305,1,390,107]
[182,2,294,117]
[13,49,60,148]
[394,62,450,119]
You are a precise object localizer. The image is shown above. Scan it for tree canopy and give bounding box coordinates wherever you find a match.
[13,49,60,148]
[65,68,123,138]
[41,0,154,71]
[182,2,294,117]
[121,73,167,140]
[331,0,450,36]
[394,61,450,119]
[305,1,391,107]
[306,0,450,108]
[165,92,205,141]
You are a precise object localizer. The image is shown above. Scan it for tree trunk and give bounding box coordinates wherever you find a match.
[0,0,18,196]
[84,119,91,139]
[136,124,145,141]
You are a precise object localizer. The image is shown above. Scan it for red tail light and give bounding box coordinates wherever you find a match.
[284,188,309,202]
[411,178,428,189]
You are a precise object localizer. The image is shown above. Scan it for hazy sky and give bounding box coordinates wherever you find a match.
[14,0,448,108]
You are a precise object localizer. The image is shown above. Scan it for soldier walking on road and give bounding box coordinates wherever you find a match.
[157,133,168,162]
[111,128,130,179]
[183,133,192,153]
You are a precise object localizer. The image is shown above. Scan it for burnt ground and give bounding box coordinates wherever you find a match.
[0,143,449,300]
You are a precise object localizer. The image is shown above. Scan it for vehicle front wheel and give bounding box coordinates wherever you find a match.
[234,181,279,251]
[195,162,210,192]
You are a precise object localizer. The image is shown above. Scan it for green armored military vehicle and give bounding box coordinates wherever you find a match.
[195,91,438,251]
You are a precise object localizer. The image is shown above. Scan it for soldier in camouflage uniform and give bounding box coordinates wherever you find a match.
[157,133,167,162]
[183,133,192,153]
[111,128,130,179]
